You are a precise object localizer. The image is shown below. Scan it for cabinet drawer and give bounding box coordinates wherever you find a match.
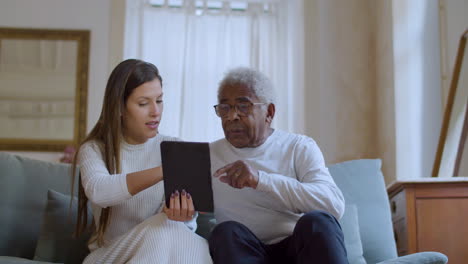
[390,190,406,221]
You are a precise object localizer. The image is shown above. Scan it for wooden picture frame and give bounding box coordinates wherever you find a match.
[0,27,89,151]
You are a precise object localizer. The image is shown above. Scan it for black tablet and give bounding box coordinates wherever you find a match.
[160,141,214,212]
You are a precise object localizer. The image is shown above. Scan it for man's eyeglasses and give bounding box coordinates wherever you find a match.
[213,102,267,117]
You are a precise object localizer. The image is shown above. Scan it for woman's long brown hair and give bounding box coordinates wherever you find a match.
[71,59,162,246]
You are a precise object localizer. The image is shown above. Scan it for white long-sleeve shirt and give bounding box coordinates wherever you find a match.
[210,129,345,244]
[78,134,197,249]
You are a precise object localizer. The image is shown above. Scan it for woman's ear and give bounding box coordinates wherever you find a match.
[266,103,275,124]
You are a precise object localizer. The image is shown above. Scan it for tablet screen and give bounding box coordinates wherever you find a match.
[160,141,214,212]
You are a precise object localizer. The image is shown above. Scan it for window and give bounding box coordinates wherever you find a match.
[125,0,304,141]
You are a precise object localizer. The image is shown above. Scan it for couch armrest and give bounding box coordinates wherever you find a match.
[0,256,58,264]
[376,252,448,264]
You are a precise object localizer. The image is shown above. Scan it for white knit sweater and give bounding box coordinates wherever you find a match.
[210,129,345,244]
[78,134,198,251]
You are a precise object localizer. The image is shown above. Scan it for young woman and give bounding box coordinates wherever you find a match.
[72,59,212,263]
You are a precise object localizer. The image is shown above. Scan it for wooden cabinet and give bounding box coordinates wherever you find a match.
[387,180,468,264]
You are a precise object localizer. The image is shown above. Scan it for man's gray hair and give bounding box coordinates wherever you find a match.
[218,67,276,104]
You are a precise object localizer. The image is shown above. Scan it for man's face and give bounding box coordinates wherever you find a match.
[218,84,274,148]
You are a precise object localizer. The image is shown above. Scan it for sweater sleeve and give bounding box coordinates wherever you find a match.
[184,211,198,231]
[255,137,345,219]
[78,142,132,208]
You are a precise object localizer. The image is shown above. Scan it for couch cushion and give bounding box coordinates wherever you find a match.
[0,153,78,259]
[329,159,397,264]
[33,190,91,264]
[339,204,366,264]
[376,251,448,264]
[0,256,56,264]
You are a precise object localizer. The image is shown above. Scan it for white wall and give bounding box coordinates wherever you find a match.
[305,0,443,184]
[372,0,442,183]
[392,0,442,179]
[373,0,396,185]
[109,0,126,72]
[0,0,112,162]
[304,0,377,165]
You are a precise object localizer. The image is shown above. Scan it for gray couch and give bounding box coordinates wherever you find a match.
[0,152,447,264]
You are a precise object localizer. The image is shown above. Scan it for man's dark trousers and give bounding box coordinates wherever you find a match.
[208,210,348,264]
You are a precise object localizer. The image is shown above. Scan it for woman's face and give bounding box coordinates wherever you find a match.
[122,78,163,144]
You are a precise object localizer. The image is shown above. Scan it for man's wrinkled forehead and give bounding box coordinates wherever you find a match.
[218,84,258,103]
[219,96,253,104]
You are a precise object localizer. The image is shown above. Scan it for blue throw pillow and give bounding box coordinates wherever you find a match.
[340,204,367,264]
[33,190,92,264]
[329,159,398,263]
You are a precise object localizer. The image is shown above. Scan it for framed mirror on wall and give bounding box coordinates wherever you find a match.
[0,27,89,151]
[433,29,468,177]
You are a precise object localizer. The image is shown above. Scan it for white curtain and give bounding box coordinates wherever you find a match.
[124,0,304,142]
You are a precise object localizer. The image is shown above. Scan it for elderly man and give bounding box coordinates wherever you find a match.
[208,67,348,264]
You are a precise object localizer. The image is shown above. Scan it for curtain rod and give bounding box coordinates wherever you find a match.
[148,0,277,13]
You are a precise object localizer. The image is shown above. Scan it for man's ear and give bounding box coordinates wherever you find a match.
[266,103,275,124]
